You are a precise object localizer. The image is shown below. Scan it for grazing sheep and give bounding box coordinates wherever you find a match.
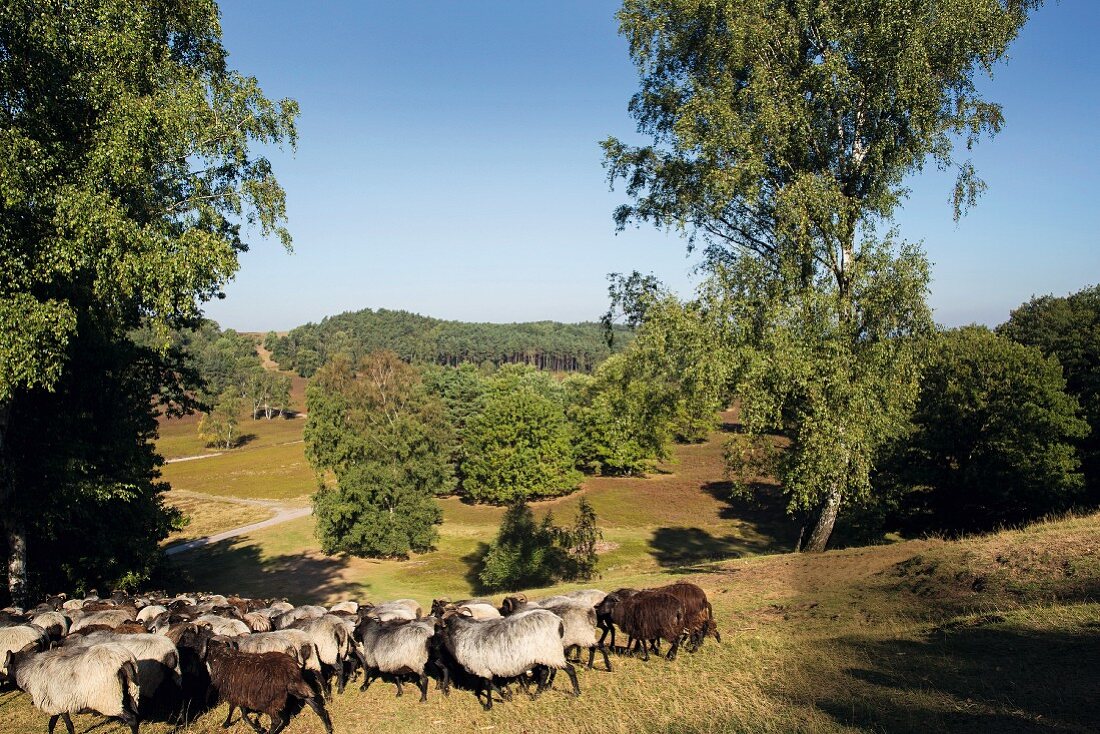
[0,624,48,677]
[536,589,608,609]
[328,600,358,614]
[431,599,501,620]
[651,582,720,650]
[362,599,422,622]
[539,601,611,671]
[30,612,69,642]
[234,629,323,680]
[355,617,440,701]
[194,614,250,637]
[273,604,327,629]
[595,588,638,651]
[204,639,333,734]
[243,612,273,633]
[63,631,181,702]
[289,614,354,695]
[136,605,167,625]
[70,609,135,633]
[619,591,686,661]
[3,641,141,734]
[442,608,580,710]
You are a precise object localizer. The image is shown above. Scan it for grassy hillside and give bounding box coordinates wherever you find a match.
[7,408,1091,733]
[2,513,1096,733]
[166,411,798,601]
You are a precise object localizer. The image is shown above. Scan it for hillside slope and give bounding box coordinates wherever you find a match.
[1,513,1097,733]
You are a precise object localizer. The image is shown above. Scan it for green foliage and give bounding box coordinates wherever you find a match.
[0,0,296,601]
[998,285,1100,499]
[604,0,1037,549]
[477,503,568,592]
[0,0,297,401]
[305,351,452,557]
[565,498,603,581]
[720,242,933,512]
[6,326,183,597]
[197,389,243,449]
[269,308,632,377]
[459,369,581,503]
[312,462,443,558]
[477,498,603,592]
[878,327,1088,535]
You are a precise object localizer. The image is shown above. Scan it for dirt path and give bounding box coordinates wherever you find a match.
[165,494,312,556]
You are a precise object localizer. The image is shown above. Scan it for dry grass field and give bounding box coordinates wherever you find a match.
[2,512,1097,734]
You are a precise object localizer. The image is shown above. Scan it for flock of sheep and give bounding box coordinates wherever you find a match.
[0,582,719,734]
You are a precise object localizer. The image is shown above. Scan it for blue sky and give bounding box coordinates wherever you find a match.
[204,1,1099,332]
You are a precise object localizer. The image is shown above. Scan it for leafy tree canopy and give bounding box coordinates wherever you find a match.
[460,369,580,504]
[0,0,297,604]
[605,0,1038,551]
[998,285,1100,498]
[305,351,453,558]
[878,326,1088,534]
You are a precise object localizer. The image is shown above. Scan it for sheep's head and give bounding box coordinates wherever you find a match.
[500,594,527,615]
[430,598,453,618]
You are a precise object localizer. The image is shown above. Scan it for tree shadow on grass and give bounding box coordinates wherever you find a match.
[461,542,491,595]
[648,526,776,569]
[787,622,1100,733]
[167,537,361,603]
[702,480,802,549]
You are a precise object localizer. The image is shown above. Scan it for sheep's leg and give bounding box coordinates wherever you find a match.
[241,709,265,734]
[417,672,429,702]
[59,713,75,734]
[394,675,404,696]
[359,668,375,692]
[639,638,649,662]
[118,707,140,734]
[303,695,334,734]
[586,644,595,669]
[335,657,347,694]
[47,715,60,734]
[598,643,612,671]
[222,703,236,728]
[488,678,509,705]
[561,662,581,697]
[265,712,284,734]
[433,659,451,697]
[479,678,493,711]
[666,635,681,661]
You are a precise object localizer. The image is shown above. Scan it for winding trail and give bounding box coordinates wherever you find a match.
[165,502,313,556]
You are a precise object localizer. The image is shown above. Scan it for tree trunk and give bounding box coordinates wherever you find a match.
[801,484,843,553]
[0,399,28,607]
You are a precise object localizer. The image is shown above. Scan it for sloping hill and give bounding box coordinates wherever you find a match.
[2,513,1096,734]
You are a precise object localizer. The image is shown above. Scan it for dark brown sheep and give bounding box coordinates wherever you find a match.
[595,588,638,651]
[651,582,720,649]
[205,639,333,734]
[619,591,685,661]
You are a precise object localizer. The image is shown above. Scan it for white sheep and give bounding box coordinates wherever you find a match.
[233,629,323,676]
[3,642,141,734]
[289,614,355,695]
[0,624,48,677]
[364,599,422,622]
[30,612,70,642]
[442,608,580,710]
[274,604,327,629]
[194,614,250,637]
[356,617,439,701]
[64,631,181,701]
[69,609,134,633]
